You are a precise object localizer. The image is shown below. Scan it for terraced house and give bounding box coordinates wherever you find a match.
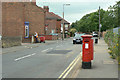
[44,6,62,40]
[2,0,45,47]
[1,0,70,47]
[44,6,70,39]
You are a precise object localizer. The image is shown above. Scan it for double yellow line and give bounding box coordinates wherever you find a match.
[57,52,82,80]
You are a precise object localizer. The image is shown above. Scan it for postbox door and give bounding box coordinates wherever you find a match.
[82,41,91,62]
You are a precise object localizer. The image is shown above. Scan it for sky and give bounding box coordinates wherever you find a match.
[36,0,119,24]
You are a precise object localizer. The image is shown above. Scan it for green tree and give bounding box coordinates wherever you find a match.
[70,28,77,36]
[71,1,120,33]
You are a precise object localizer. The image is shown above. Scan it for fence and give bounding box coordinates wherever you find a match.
[113,27,120,34]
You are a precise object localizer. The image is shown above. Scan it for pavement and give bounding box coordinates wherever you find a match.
[2,39,66,54]
[75,38,118,79]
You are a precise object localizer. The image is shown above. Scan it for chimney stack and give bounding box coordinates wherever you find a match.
[30,0,36,5]
[44,6,49,12]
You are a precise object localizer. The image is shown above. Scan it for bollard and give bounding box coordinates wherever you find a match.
[0,35,1,40]
[95,38,98,44]
[31,35,34,43]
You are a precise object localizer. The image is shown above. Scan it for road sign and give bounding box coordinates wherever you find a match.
[100,24,102,28]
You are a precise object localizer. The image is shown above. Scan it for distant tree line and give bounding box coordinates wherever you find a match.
[71,1,120,33]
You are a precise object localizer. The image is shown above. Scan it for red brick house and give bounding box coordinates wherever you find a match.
[22,2,45,42]
[44,6,62,39]
[2,1,45,47]
[50,11,70,38]
[61,19,70,38]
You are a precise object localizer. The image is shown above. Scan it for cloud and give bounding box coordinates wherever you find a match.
[37,0,118,23]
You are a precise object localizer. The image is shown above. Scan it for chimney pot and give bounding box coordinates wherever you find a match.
[44,6,49,12]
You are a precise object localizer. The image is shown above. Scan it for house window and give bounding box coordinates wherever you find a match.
[51,30,55,33]
[65,24,68,30]
[61,24,63,32]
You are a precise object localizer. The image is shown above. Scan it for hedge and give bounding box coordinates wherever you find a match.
[104,29,120,63]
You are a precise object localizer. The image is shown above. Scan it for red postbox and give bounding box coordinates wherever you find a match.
[81,35,93,69]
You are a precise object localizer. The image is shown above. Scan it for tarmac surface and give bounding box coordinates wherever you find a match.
[2,38,82,78]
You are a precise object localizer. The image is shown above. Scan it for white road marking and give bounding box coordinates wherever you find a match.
[50,48,53,49]
[56,46,60,48]
[14,53,36,61]
[41,49,49,52]
[41,48,53,52]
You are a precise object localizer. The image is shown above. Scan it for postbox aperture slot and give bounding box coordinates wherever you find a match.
[84,39,89,42]
[84,41,89,42]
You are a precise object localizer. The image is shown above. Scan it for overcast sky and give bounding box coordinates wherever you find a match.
[36,0,119,24]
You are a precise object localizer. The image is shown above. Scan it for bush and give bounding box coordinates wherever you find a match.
[104,29,119,61]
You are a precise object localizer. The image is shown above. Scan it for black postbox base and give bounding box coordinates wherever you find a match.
[82,62,91,69]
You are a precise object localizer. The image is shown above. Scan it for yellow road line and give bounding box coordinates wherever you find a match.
[58,52,82,79]
[62,54,81,78]
[58,56,78,78]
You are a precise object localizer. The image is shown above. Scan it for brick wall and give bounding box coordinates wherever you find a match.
[52,35,58,40]
[2,36,22,48]
[56,20,61,33]
[46,19,56,35]
[44,35,58,40]
[2,2,24,37]
[44,35,52,40]
[2,2,24,47]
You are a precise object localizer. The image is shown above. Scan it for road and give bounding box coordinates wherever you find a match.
[2,38,82,78]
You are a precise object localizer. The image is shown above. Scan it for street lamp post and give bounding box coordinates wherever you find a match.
[62,4,70,40]
[99,6,101,39]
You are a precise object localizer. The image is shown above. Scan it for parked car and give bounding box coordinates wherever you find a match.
[92,32,98,37]
[73,33,84,44]
[49,33,58,36]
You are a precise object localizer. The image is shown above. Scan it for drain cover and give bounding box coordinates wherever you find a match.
[103,60,115,64]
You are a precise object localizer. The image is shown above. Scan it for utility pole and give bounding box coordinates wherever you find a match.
[62,4,65,40]
[99,6,101,39]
